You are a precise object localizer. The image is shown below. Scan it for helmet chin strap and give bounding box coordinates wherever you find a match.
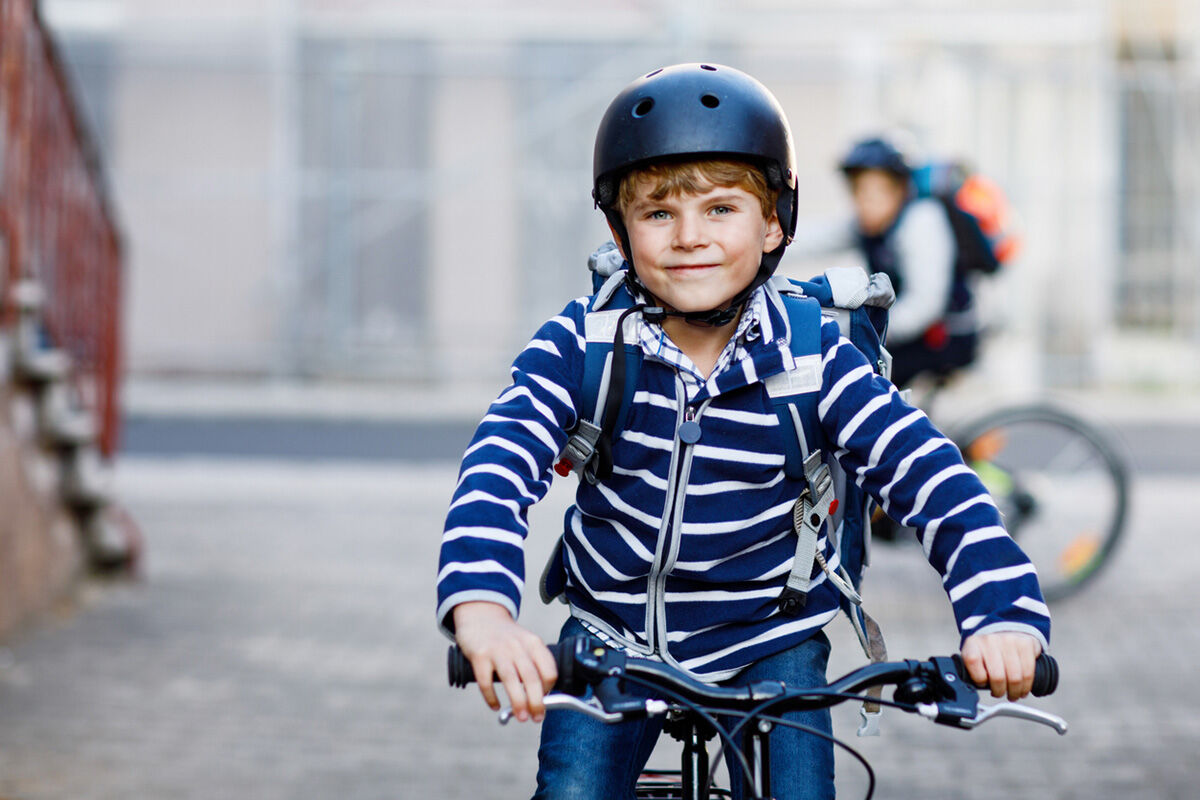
[621,272,742,328]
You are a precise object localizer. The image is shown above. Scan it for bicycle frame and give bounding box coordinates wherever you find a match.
[652,707,771,800]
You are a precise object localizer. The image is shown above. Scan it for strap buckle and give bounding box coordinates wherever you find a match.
[555,418,604,485]
[778,452,836,615]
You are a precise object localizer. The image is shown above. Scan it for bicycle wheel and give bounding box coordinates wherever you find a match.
[951,404,1129,602]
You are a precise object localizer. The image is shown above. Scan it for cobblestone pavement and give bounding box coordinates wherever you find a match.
[0,458,1197,799]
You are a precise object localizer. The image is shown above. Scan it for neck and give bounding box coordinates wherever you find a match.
[661,309,742,379]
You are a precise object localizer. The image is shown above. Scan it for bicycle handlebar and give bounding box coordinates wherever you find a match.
[447,635,1058,700]
[448,635,1064,735]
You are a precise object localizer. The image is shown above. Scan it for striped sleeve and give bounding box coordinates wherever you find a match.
[435,298,588,638]
[815,319,1051,648]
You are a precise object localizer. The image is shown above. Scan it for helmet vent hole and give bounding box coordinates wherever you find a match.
[700,93,720,109]
[700,64,717,71]
[645,68,663,78]
[632,98,655,118]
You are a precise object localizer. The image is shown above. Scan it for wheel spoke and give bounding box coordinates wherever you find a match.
[954,405,1128,602]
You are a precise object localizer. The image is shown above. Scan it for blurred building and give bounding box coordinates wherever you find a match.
[42,0,1200,392]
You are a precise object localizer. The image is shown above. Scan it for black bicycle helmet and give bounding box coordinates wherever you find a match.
[592,63,798,324]
[838,136,912,180]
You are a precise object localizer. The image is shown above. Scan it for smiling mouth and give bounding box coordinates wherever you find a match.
[668,264,719,271]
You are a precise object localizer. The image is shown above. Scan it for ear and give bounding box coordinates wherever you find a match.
[762,211,784,253]
[606,220,630,261]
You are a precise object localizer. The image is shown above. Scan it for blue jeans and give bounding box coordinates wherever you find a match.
[532,617,835,800]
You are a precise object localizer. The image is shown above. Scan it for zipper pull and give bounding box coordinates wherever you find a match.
[678,406,701,444]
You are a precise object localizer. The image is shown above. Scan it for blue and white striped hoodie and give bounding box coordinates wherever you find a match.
[437,281,1050,682]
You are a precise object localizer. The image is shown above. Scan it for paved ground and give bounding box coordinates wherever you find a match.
[0,446,1197,800]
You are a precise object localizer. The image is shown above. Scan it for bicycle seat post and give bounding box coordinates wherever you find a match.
[663,709,714,800]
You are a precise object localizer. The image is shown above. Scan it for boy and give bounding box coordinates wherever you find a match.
[437,64,1050,800]
[793,136,976,388]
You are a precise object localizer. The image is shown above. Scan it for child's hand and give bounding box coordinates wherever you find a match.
[452,601,558,723]
[960,631,1042,701]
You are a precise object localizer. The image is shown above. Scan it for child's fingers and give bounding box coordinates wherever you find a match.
[982,644,1008,699]
[528,638,559,699]
[505,638,560,722]
[514,653,547,721]
[960,637,989,688]
[493,658,530,721]
[963,635,1009,698]
[473,656,501,711]
[1010,637,1041,700]
[1003,642,1035,700]
[963,633,1045,699]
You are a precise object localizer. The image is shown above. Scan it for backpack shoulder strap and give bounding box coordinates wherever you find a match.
[555,271,643,484]
[578,271,636,421]
[769,277,890,704]
[543,271,641,602]
[765,289,825,480]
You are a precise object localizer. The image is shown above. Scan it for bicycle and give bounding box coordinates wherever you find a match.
[447,634,1065,800]
[951,401,1130,601]
[887,377,1130,602]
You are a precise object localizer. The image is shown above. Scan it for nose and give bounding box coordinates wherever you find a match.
[672,211,708,250]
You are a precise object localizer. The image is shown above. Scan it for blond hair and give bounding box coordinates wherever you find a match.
[617,159,778,221]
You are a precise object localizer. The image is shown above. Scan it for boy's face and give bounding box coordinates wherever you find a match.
[849,168,908,236]
[617,178,783,315]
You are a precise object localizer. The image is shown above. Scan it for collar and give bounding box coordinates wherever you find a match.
[632,284,795,403]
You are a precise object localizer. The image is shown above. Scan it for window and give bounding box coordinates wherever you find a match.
[297,37,431,376]
[1116,63,1199,337]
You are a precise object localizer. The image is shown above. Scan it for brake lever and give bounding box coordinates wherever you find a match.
[962,701,1069,735]
[905,657,1067,735]
[498,693,671,725]
[499,693,620,725]
[915,700,1068,735]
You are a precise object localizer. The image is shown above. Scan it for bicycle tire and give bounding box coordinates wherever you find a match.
[950,403,1129,603]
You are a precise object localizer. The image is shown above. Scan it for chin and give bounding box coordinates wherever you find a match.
[673,297,736,314]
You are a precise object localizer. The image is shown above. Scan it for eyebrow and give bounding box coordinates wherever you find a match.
[629,189,748,212]
[704,192,746,205]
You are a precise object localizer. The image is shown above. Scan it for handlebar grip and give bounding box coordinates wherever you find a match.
[954,652,1059,697]
[447,644,475,688]
[1031,653,1059,696]
[447,642,568,689]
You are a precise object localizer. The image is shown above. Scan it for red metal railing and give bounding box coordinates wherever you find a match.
[0,0,123,456]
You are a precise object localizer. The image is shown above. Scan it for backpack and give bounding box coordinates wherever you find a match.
[543,254,895,733]
[911,160,1021,279]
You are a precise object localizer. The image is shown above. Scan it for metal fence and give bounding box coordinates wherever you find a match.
[0,0,123,455]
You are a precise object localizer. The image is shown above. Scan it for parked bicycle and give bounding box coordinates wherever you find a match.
[448,634,1065,800]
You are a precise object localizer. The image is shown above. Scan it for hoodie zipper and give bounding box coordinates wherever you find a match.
[645,382,704,657]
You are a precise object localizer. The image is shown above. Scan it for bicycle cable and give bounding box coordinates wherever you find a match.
[616,672,759,789]
[702,690,916,800]
[702,697,790,800]
[754,713,878,800]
